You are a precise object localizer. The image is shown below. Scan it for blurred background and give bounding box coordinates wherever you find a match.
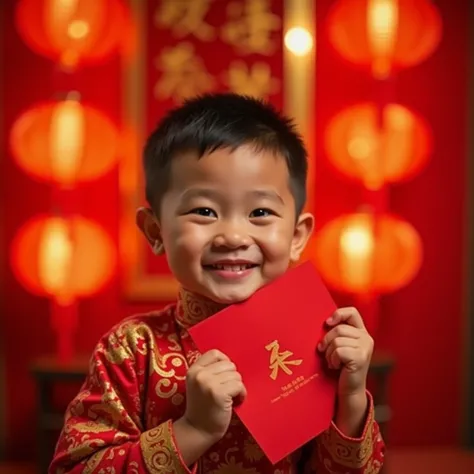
[0,0,473,473]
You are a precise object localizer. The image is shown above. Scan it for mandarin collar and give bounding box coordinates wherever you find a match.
[175,287,226,329]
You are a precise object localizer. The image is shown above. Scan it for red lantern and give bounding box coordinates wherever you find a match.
[11,215,116,302]
[15,0,129,68]
[325,103,432,189]
[327,0,442,78]
[309,212,422,295]
[10,97,119,187]
[11,215,116,362]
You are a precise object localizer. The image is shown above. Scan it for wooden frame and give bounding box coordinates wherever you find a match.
[0,0,6,459]
[464,0,474,450]
[120,0,316,301]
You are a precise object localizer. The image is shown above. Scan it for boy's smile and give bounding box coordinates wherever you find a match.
[138,144,313,305]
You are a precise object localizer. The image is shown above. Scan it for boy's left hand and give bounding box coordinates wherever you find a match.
[318,307,374,397]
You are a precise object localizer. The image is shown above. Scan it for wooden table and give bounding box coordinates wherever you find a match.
[30,355,90,474]
[31,351,395,474]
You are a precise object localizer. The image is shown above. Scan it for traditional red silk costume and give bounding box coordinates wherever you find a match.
[50,289,385,473]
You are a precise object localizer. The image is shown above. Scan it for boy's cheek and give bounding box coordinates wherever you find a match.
[165,225,211,252]
[254,225,294,254]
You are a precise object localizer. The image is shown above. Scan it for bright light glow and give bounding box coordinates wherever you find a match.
[68,20,90,39]
[340,219,375,290]
[284,27,314,56]
[49,96,84,185]
[38,219,74,298]
[340,225,374,258]
[367,0,399,77]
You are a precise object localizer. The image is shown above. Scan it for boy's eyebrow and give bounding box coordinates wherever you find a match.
[179,188,220,201]
[249,189,284,204]
[179,188,284,204]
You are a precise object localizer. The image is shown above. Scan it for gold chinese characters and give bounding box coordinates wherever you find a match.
[225,60,279,98]
[221,0,281,55]
[155,0,216,41]
[153,0,281,103]
[265,340,303,380]
[154,43,216,102]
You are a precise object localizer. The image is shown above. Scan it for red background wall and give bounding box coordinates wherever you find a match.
[0,0,468,460]
[313,0,468,447]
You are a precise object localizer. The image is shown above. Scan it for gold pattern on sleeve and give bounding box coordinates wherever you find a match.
[82,449,107,473]
[115,320,152,357]
[100,319,151,365]
[150,342,188,400]
[167,333,183,352]
[225,61,279,99]
[364,458,383,474]
[129,461,141,474]
[154,0,216,41]
[61,328,146,451]
[140,420,191,474]
[154,43,216,103]
[243,437,264,462]
[154,356,185,399]
[65,437,107,462]
[83,444,132,473]
[209,447,260,474]
[101,337,134,365]
[221,0,281,55]
[319,407,375,469]
[103,317,188,403]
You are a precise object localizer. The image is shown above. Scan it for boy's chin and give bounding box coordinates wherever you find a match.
[206,294,249,305]
[203,287,257,305]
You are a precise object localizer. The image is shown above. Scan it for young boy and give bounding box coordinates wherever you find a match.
[50,93,385,473]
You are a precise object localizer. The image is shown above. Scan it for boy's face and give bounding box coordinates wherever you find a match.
[137,144,314,304]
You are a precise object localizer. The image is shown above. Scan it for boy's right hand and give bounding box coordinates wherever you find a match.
[183,349,246,442]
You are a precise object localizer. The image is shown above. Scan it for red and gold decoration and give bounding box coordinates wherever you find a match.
[121,0,315,300]
[10,0,130,361]
[311,0,442,333]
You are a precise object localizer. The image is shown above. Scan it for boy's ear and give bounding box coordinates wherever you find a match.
[136,207,164,255]
[290,212,315,263]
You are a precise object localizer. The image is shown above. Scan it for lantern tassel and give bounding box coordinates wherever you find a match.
[51,297,78,364]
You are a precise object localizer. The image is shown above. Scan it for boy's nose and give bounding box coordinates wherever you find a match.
[213,222,251,249]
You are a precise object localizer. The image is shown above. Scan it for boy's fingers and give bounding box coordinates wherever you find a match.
[209,360,237,375]
[196,349,229,367]
[318,324,360,351]
[223,380,247,400]
[216,370,243,385]
[326,307,366,330]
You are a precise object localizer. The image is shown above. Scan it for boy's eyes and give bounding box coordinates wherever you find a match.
[188,207,275,218]
[249,208,274,218]
[189,207,217,217]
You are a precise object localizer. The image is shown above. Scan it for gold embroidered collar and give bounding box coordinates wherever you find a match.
[176,288,226,329]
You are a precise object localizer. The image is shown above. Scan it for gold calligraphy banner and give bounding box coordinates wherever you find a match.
[120,0,315,301]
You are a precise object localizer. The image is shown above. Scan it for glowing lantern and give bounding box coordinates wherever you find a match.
[325,103,432,190]
[310,212,422,294]
[10,96,119,187]
[11,215,116,302]
[15,0,129,68]
[327,0,442,79]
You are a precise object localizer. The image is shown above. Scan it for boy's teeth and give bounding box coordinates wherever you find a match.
[212,264,252,271]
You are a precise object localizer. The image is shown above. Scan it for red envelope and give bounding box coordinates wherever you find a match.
[188,261,338,464]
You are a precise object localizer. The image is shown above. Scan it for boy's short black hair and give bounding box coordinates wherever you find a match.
[143,93,308,215]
